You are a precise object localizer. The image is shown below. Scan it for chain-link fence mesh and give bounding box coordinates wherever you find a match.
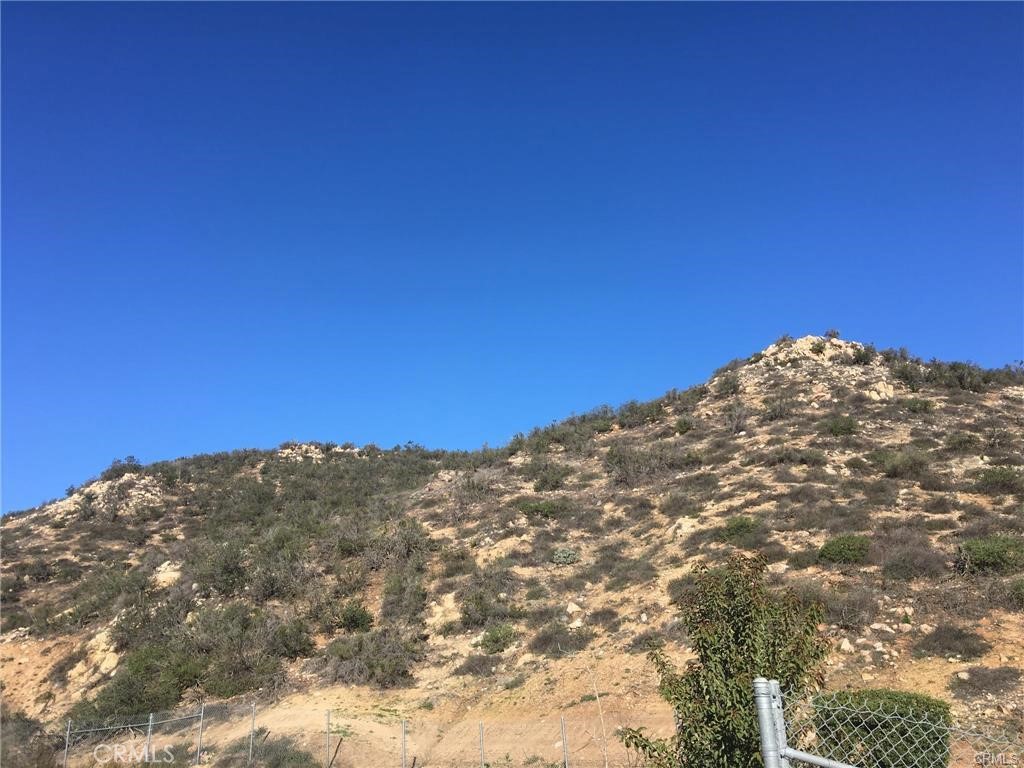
[756,679,1023,768]
[56,701,660,767]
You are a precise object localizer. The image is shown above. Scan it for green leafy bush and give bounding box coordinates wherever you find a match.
[549,548,579,566]
[877,448,930,480]
[956,535,1024,574]
[481,623,518,654]
[715,372,741,397]
[620,556,826,768]
[821,415,858,436]
[818,535,870,565]
[812,689,951,768]
[902,398,933,414]
[617,400,665,428]
[974,467,1024,496]
[337,601,374,632]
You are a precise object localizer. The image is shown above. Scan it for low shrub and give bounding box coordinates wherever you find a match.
[944,432,981,453]
[550,548,579,566]
[877,449,930,480]
[617,400,665,429]
[974,467,1024,496]
[821,416,858,437]
[219,731,319,768]
[528,623,594,657]
[813,689,951,768]
[481,623,518,654]
[956,535,1024,574]
[661,492,701,518]
[454,654,495,677]
[902,398,934,414]
[337,601,374,632]
[818,535,871,565]
[1008,578,1024,610]
[321,628,419,687]
[715,372,741,397]
[915,624,991,660]
[1,710,58,768]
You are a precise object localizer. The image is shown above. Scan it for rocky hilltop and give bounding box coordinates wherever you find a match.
[3,335,1023,761]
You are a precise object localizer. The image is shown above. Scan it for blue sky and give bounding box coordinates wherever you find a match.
[3,2,1022,512]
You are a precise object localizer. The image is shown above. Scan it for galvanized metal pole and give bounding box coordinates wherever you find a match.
[478,722,484,768]
[248,703,256,765]
[145,713,154,762]
[401,719,407,768]
[325,710,331,768]
[560,716,570,768]
[62,719,72,768]
[753,678,782,768]
[194,703,205,765]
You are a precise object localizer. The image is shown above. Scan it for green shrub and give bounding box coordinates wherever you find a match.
[877,448,930,480]
[845,345,876,365]
[915,624,991,660]
[620,556,827,768]
[902,398,934,414]
[821,415,858,437]
[812,689,951,768]
[675,417,694,435]
[604,443,702,486]
[956,536,1024,574]
[617,400,665,429]
[481,623,518,654]
[321,629,419,687]
[439,546,475,577]
[337,601,374,632]
[523,460,574,492]
[818,535,870,565]
[715,372,741,397]
[270,618,314,659]
[513,496,576,522]
[74,646,202,720]
[549,548,579,566]
[974,467,1024,496]
[381,565,427,624]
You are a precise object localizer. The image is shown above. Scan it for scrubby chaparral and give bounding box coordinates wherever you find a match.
[2,334,1023,765]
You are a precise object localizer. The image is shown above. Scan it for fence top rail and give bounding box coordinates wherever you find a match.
[70,709,203,736]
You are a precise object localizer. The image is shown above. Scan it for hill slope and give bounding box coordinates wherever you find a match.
[3,334,1024,755]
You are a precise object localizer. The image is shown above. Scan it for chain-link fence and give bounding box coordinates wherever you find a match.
[754,678,1024,768]
[56,699,659,767]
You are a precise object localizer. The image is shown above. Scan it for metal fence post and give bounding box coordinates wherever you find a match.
[754,678,782,768]
[325,710,331,768]
[62,719,72,768]
[401,719,408,768]
[194,702,205,765]
[145,713,154,762]
[478,722,484,768]
[249,703,256,765]
[560,716,570,768]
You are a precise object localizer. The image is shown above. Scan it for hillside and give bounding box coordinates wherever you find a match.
[3,334,1024,763]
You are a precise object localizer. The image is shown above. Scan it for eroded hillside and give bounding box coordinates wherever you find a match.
[3,335,1023,752]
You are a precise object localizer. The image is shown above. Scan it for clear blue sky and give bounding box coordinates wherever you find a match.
[3,3,1022,512]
